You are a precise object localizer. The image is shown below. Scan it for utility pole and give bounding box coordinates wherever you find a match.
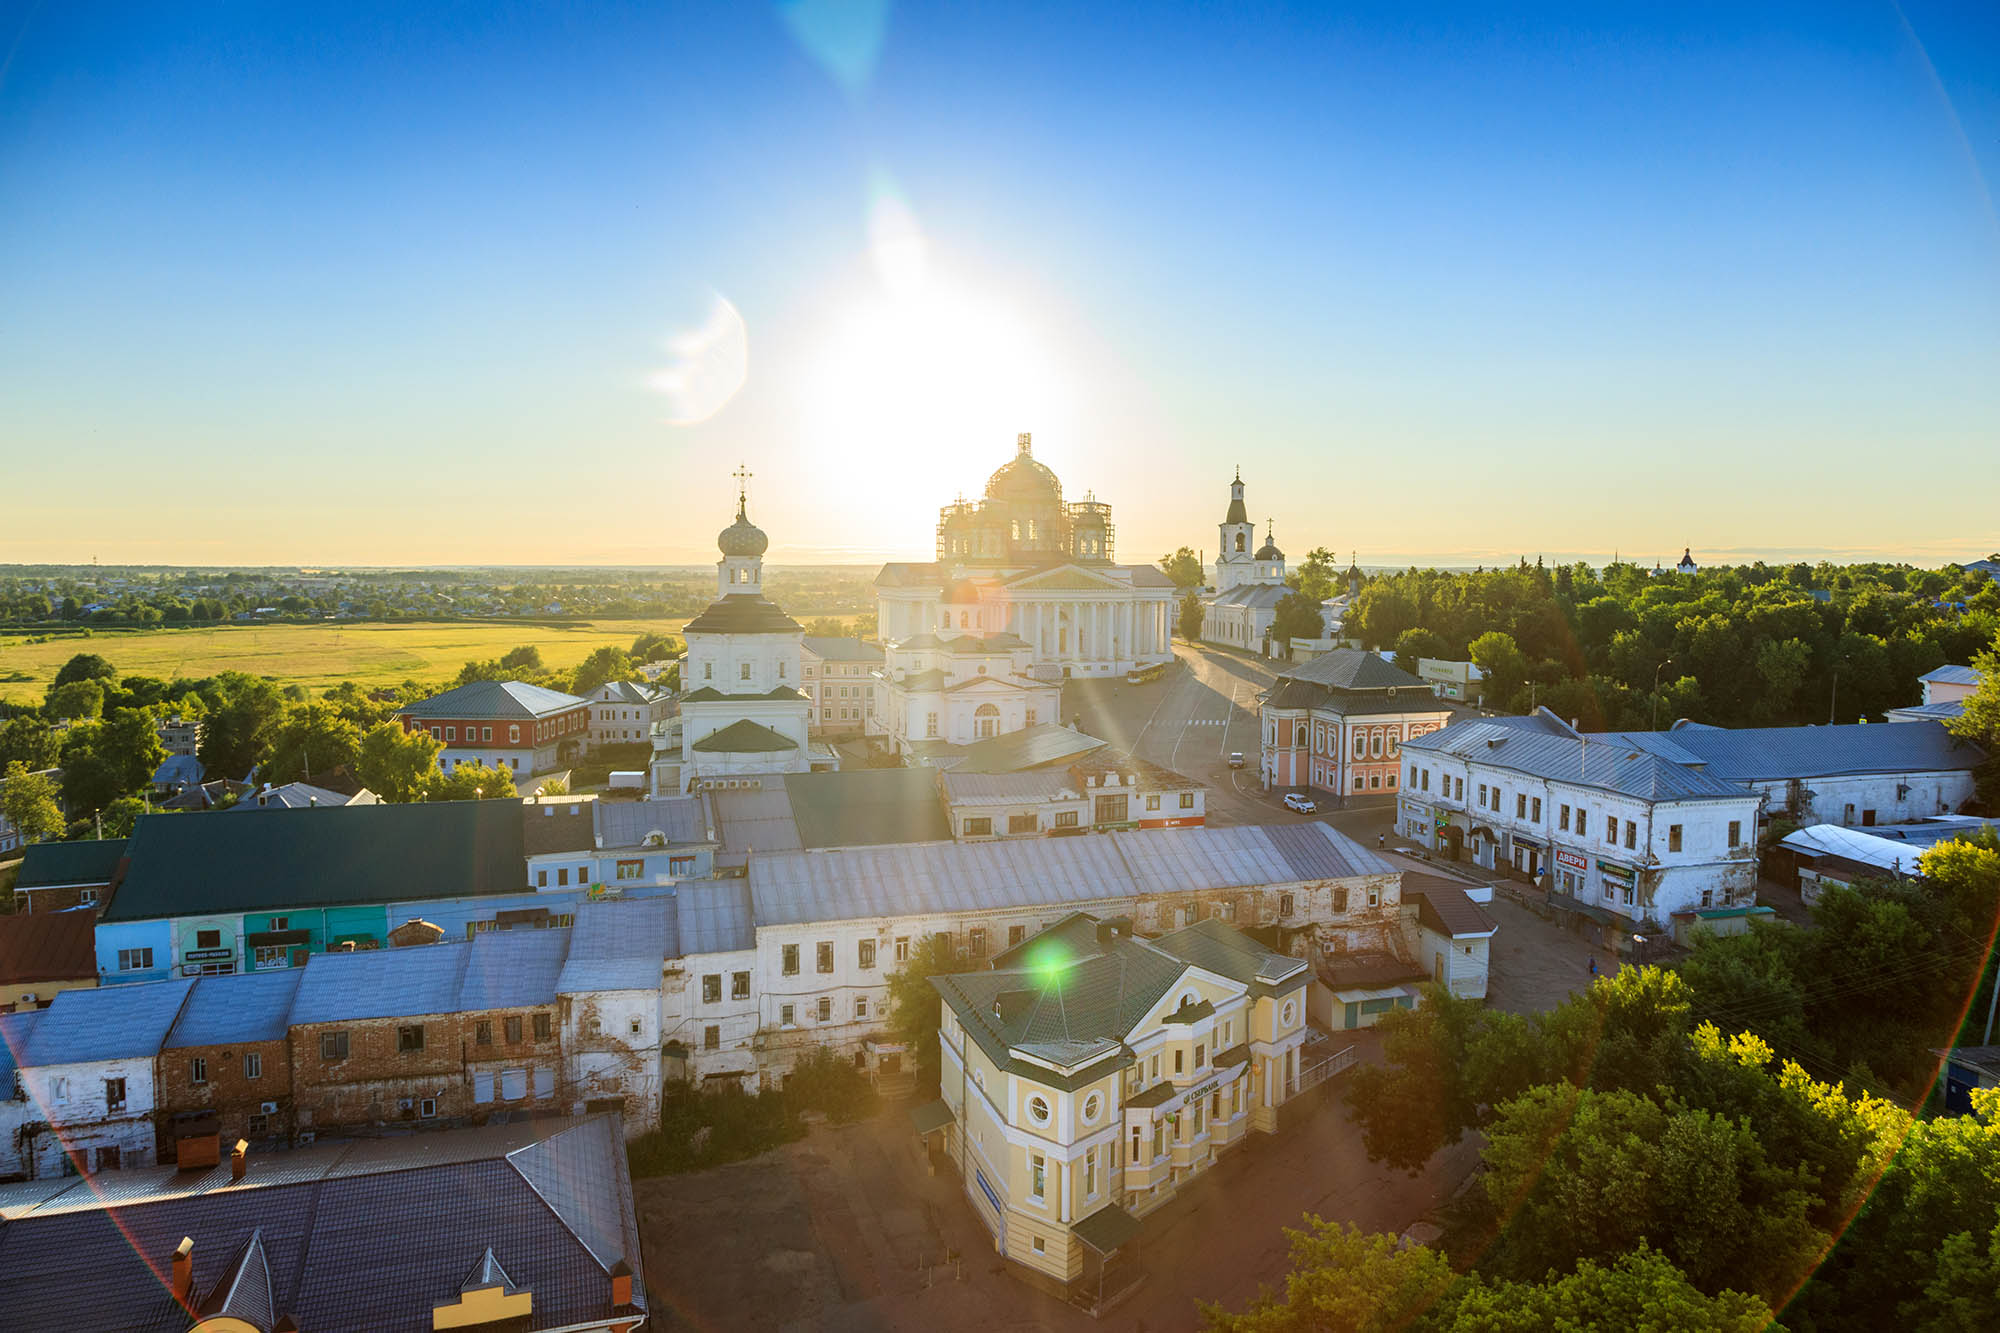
[1651,657,1674,731]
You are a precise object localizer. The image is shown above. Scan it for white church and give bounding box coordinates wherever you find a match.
[1201,469,1293,653]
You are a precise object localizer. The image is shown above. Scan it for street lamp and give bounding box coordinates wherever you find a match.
[1650,658,1675,731]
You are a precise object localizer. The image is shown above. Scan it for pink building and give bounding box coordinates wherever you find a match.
[1260,650,1450,799]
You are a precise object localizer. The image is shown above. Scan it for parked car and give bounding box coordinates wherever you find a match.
[1282,792,1317,813]
[1227,752,1246,769]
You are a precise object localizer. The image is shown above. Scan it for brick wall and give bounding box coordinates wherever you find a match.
[156,1037,293,1159]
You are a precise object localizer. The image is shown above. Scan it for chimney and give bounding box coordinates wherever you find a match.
[172,1237,195,1305]
[230,1138,249,1182]
[610,1258,634,1307]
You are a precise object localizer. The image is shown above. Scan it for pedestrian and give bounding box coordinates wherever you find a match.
[1377,833,1386,850]
[1588,956,1598,977]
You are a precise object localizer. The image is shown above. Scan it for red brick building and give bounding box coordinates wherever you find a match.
[157,969,302,1160]
[398,679,590,780]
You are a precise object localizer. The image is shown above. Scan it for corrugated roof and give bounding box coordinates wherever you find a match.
[1277,649,1427,692]
[227,782,364,811]
[558,899,675,992]
[458,928,570,1011]
[524,800,597,855]
[1404,721,1755,801]
[0,1011,43,1087]
[711,787,802,868]
[1781,824,1926,875]
[0,911,98,987]
[1886,701,1966,722]
[1632,720,1985,781]
[1209,584,1289,610]
[1921,664,1982,686]
[781,769,951,849]
[14,838,125,891]
[939,723,1108,774]
[1403,877,1499,938]
[595,795,708,849]
[166,970,305,1049]
[152,754,204,787]
[1068,750,1197,791]
[21,978,194,1067]
[940,771,1073,804]
[592,680,659,704]
[749,822,1388,928]
[802,637,884,662]
[101,802,527,923]
[677,880,755,955]
[400,679,586,721]
[287,942,471,1025]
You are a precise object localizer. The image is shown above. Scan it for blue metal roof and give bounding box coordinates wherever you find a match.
[0,1011,43,1086]
[1638,719,1985,781]
[676,881,755,954]
[457,928,570,1010]
[288,944,470,1025]
[20,978,195,1067]
[167,970,305,1049]
[1403,720,1754,801]
[557,899,676,993]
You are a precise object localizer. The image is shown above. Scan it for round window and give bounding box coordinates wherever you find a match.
[1281,1000,1298,1026]
[1082,1092,1102,1124]
[1028,1095,1052,1125]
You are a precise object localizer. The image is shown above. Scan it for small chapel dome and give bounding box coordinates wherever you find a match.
[1256,539,1284,562]
[718,505,768,558]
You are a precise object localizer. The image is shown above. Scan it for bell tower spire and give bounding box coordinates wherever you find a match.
[1217,468,1254,588]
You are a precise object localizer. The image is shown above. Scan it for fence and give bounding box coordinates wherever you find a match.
[1289,1043,1358,1098]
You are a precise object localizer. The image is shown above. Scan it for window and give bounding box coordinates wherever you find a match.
[1532,797,1542,821]
[397,1025,425,1053]
[732,970,751,999]
[246,1113,268,1134]
[420,1097,437,1118]
[1180,791,1195,809]
[244,1052,262,1079]
[1669,824,1683,852]
[630,1018,642,1035]
[1009,813,1038,834]
[269,917,288,931]
[1279,891,1295,917]
[188,1057,207,1085]
[1728,820,1742,849]
[508,724,520,744]
[445,725,457,742]
[1605,816,1618,845]
[117,947,154,972]
[557,868,569,887]
[616,859,643,880]
[1085,1147,1098,1196]
[964,816,992,837]
[854,995,868,1020]
[105,1077,127,1110]
[252,945,291,969]
[1367,887,1380,907]
[476,1020,493,1046]
[536,869,548,887]
[1560,804,1570,831]
[782,944,800,975]
[504,1016,523,1043]
[1008,924,1026,947]
[1517,793,1527,817]
[95,1146,121,1171]
[894,936,910,963]
[1174,1049,1185,1074]
[667,855,696,877]
[481,726,492,742]
[816,941,834,973]
[1150,1054,1160,1080]
[780,1004,795,1026]
[1281,1000,1298,1026]
[1054,811,1078,828]
[1030,1153,1047,1200]
[1333,885,1349,912]
[1477,784,1487,807]
[1576,810,1588,837]
[969,926,988,957]
[196,929,221,949]
[1132,1126,1143,1161]
[1146,794,1161,811]
[1195,1042,1206,1067]
[1625,822,1635,850]
[321,1031,349,1061]
[740,661,752,680]
[703,974,722,1004]
[1082,1092,1103,1124]
[704,1024,720,1050]
[816,997,832,1023]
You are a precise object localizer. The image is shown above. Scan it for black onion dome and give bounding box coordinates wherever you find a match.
[718,507,768,557]
[1256,541,1284,561]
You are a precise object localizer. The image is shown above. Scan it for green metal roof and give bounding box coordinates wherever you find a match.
[14,838,127,890]
[939,724,1108,774]
[690,720,799,754]
[909,1098,955,1135]
[681,595,803,636]
[679,686,808,704]
[780,769,950,849]
[99,802,528,922]
[1072,1203,1142,1255]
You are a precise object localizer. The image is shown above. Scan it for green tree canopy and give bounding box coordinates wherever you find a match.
[355,722,442,803]
[433,760,517,802]
[570,645,634,696]
[1271,591,1325,644]
[1178,590,1207,643]
[1160,546,1205,589]
[51,652,118,689]
[264,703,363,785]
[1391,627,1450,665]
[1,761,65,843]
[45,678,105,722]
[197,673,288,778]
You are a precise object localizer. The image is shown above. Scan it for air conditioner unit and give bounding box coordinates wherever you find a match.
[17,993,34,1005]
[259,1102,279,1116]
[398,1097,414,1111]
[296,1131,315,1145]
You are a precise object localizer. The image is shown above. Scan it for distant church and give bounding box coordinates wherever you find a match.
[1201,470,1291,652]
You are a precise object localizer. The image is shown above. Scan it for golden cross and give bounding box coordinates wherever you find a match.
[732,464,752,509]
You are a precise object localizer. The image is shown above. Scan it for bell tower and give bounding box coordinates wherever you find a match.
[1215,467,1254,588]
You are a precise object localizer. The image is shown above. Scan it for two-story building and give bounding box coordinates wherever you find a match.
[1400,712,1762,924]
[15,978,195,1177]
[1260,650,1452,799]
[927,912,1310,1308]
[585,679,670,750]
[940,753,1205,840]
[156,968,303,1161]
[398,679,590,778]
[801,635,885,737]
[875,632,1060,757]
[557,897,675,1131]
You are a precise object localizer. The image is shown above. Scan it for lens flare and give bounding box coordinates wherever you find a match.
[647,293,748,427]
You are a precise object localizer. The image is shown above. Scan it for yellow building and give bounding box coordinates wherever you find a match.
[924,912,1311,1309]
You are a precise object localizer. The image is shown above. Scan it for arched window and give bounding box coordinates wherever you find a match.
[1235,532,1246,552]
[974,702,1001,739]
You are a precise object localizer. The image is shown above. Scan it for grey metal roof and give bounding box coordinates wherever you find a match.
[748,822,1389,929]
[1886,701,1965,722]
[1632,719,1985,781]
[711,787,802,868]
[940,771,1073,804]
[781,769,952,849]
[152,753,204,787]
[802,636,884,662]
[287,942,472,1025]
[400,679,587,720]
[1277,649,1427,692]
[593,680,658,705]
[166,970,306,1049]
[558,898,676,992]
[458,928,570,1010]
[676,880,755,955]
[1403,720,1755,802]
[595,795,709,849]
[1921,664,1982,686]
[1209,583,1288,609]
[229,782,361,811]
[21,978,195,1067]
[937,723,1109,774]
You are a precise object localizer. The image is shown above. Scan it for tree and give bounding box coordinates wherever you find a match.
[1948,630,2000,809]
[0,761,65,843]
[1270,591,1325,645]
[885,935,960,1097]
[0,716,60,772]
[98,708,167,796]
[98,795,150,839]
[631,631,679,662]
[198,673,288,778]
[1289,548,1340,603]
[1344,987,1488,1171]
[355,722,442,803]
[499,645,545,673]
[571,645,634,696]
[1467,631,1527,710]
[1160,546,1205,589]
[264,703,362,785]
[51,653,118,689]
[45,679,105,722]
[1392,627,1450,665]
[1178,590,1207,643]
[434,761,517,802]
[1199,1219,1457,1332]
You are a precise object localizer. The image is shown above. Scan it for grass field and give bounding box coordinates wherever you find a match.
[0,619,697,702]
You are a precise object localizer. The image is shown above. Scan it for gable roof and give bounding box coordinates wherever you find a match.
[1635,719,1986,781]
[781,769,951,849]
[0,910,98,988]
[1403,720,1755,802]
[458,928,571,1011]
[802,636,885,662]
[690,719,798,754]
[165,970,305,1049]
[1002,565,1131,592]
[101,802,528,923]
[151,754,204,787]
[21,978,195,1066]
[558,899,675,993]
[523,798,596,855]
[1403,876,1499,938]
[1920,664,1982,686]
[400,679,586,721]
[1277,648,1426,692]
[928,723,1109,774]
[595,795,709,849]
[286,941,473,1025]
[14,838,126,891]
[1209,584,1289,610]
[228,782,366,811]
[592,680,658,705]
[875,562,945,588]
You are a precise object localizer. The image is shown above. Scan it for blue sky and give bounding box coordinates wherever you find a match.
[2,1,1996,568]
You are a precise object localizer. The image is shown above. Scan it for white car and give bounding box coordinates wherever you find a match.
[1227,752,1246,769]
[1282,792,1317,814]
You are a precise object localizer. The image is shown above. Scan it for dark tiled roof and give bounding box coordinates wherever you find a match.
[1278,649,1426,692]
[690,719,799,754]
[0,1116,643,1333]
[101,802,528,923]
[0,910,98,987]
[523,800,596,855]
[780,769,951,849]
[401,680,586,721]
[681,594,804,636]
[1320,951,1426,989]
[14,838,126,890]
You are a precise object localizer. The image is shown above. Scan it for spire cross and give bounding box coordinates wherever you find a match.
[732,464,753,513]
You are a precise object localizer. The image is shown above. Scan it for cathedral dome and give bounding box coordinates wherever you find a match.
[984,433,1061,506]
[718,506,768,558]
[1256,540,1284,562]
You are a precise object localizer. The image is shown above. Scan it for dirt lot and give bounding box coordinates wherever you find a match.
[635,1035,1479,1331]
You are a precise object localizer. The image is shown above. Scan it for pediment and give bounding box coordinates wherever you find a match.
[1004,565,1130,593]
